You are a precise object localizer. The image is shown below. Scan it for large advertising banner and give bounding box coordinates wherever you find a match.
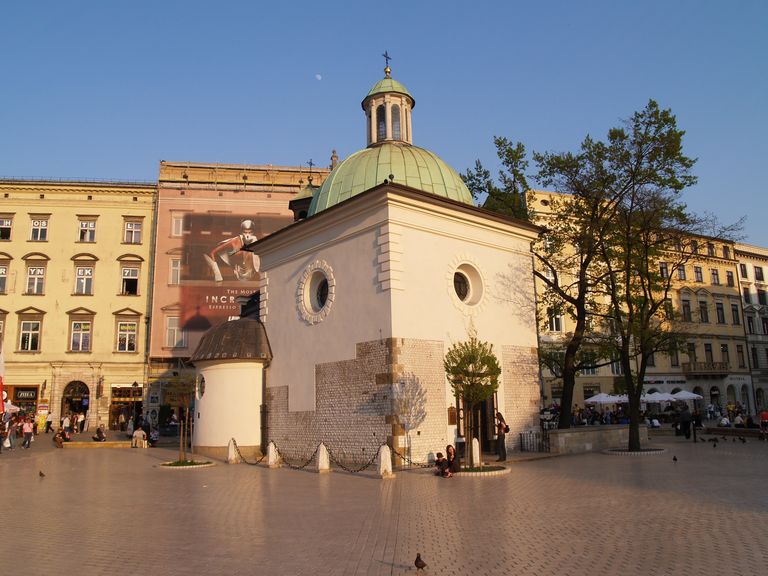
[181,212,291,329]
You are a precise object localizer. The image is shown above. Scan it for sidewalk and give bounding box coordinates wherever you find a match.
[2,434,765,575]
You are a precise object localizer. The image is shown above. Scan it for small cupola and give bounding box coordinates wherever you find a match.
[361,53,415,147]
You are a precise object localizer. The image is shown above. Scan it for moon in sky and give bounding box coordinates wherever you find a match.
[315,73,322,81]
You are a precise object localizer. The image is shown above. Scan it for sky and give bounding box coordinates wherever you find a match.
[2,1,766,245]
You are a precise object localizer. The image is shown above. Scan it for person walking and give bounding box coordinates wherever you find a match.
[496,412,508,462]
[679,405,693,440]
[45,411,54,433]
[21,417,34,449]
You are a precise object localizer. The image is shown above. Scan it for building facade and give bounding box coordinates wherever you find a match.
[532,191,753,413]
[213,66,543,464]
[735,242,768,410]
[146,161,329,423]
[0,179,155,430]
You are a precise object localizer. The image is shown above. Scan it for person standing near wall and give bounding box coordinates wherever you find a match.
[496,412,508,462]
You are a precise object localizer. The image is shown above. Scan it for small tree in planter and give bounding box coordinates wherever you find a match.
[444,335,501,468]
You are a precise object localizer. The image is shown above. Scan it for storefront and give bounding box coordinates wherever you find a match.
[6,386,39,415]
[109,385,143,430]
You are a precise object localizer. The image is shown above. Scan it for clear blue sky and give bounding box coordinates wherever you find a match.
[2,1,766,245]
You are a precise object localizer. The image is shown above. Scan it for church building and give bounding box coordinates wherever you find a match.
[191,64,543,464]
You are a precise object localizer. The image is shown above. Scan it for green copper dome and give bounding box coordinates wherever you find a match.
[308,143,474,216]
[362,77,414,109]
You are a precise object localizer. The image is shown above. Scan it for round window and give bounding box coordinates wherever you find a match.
[297,260,336,324]
[454,272,469,301]
[452,263,483,306]
[307,270,329,313]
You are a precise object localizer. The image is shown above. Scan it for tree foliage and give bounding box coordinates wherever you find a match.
[444,334,501,466]
[469,100,741,447]
[462,136,531,220]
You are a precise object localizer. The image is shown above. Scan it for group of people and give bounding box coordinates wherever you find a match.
[1,414,36,452]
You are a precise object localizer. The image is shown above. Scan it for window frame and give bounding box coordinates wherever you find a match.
[74,265,94,295]
[25,264,46,295]
[123,219,143,244]
[164,316,186,349]
[120,266,140,295]
[69,319,93,352]
[18,317,42,352]
[116,319,138,352]
[78,219,96,243]
[0,218,12,241]
[29,218,49,242]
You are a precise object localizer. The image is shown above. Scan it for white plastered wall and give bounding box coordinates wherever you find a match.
[193,361,264,449]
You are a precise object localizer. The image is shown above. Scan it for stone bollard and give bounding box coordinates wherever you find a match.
[472,437,480,467]
[267,441,281,468]
[317,443,330,474]
[378,444,395,479]
[227,438,241,464]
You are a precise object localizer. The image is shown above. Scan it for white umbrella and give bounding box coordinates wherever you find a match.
[644,392,677,402]
[672,390,703,400]
[3,401,20,413]
[584,392,616,404]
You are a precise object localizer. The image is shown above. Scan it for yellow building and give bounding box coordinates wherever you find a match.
[0,179,155,430]
[531,191,752,413]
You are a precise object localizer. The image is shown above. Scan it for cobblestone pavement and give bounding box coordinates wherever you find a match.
[1,435,767,576]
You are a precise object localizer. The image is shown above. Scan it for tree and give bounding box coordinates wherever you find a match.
[468,100,740,445]
[444,334,501,467]
[462,136,531,220]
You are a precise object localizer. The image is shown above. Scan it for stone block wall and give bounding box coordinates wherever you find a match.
[547,425,649,454]
[266,339,393,465]
[266,338,544,466]
[265,337,452,467]
[501,345,542,453]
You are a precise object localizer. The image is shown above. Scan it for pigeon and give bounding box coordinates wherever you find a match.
[713,442,717,448]
[39,471,45,478]
[672,456,677,462]
[739,437,746,444]
[415,553,427,571]
[722,436,727,441]
[732,438,736,443]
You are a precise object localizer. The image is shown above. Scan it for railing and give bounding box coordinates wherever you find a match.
[520,430,550,453]
[681,361,729,375]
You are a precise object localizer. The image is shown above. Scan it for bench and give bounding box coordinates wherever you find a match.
[63,441,132,449]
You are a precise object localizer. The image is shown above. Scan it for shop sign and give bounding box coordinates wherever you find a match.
[15,388,38,401]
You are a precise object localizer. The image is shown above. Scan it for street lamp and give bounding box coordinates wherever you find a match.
[132,381,139,427]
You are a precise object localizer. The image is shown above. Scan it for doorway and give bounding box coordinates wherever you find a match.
[61,381,90,422]
[467,397,497,454]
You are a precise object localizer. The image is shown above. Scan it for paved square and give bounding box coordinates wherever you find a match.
[2,435,766,575]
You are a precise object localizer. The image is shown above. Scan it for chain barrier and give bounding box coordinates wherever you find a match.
[390,446,434,469]
[273,443,322,470]
[325,443,384,473]
[230,438,267,466]
[228,438,434,474]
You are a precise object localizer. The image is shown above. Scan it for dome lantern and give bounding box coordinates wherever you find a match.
[362,57,414,147]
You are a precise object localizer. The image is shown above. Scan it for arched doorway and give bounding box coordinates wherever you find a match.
[693,386,705,411]
[740,385,750,413]
[727,385,737,404]
[61,381,90,422]
[709,386,721,408]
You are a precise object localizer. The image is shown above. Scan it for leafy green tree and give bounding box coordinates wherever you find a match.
[444,335,501,467]
[462,136,530,220]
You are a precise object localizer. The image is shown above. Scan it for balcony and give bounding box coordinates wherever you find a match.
[681,361,729,377]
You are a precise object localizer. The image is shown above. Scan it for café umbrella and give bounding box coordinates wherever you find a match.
[672,390,703,400]
[643,392,677,402]
[584,393,619,404]
[3,401,20,414]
